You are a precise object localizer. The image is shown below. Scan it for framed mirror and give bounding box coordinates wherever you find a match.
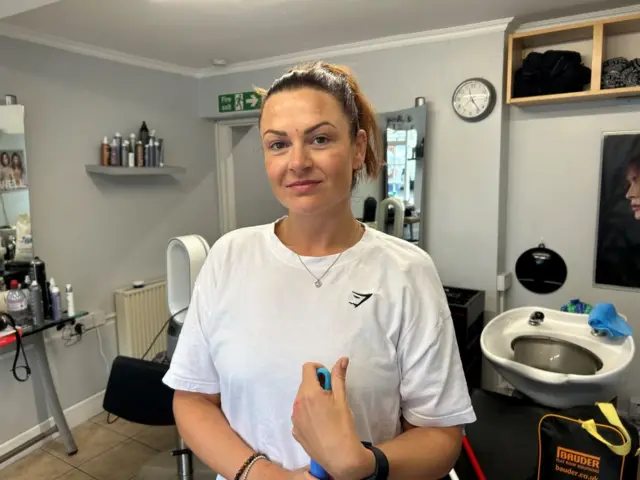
[0,104,33,284]
[352,104,427,247]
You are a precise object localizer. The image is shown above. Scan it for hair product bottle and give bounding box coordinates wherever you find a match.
[49,278,61,321]
[122,140,129,167]
[30,257,51,319]
[101,137,110,166]
[157,139,164,167]
[154,140,161,167]
[135,141,143,167]
[110,138,119,166]
[114,132,122,161]
[65,284,75,316]
[139,122,149,146]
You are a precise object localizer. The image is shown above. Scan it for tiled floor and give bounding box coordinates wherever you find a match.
[1,412,178,480]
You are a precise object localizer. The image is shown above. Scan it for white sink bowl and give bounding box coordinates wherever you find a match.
[481,307,635,408]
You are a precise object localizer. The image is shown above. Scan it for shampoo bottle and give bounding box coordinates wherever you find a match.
[49,278,61,321]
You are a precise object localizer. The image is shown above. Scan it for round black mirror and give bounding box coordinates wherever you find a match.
[515,243,568,294]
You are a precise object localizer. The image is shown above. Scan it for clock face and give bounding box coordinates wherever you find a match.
[452,78,496,122]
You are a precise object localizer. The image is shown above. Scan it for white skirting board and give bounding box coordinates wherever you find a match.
[0,390,106,469]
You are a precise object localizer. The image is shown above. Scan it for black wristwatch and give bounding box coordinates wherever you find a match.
[361,441,389,480]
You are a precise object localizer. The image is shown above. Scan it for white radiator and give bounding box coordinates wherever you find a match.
[114,279,168,359]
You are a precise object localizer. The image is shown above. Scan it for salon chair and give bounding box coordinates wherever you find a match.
[103,235,216,480]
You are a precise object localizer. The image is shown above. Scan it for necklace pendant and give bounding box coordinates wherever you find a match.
[315,279,322,288]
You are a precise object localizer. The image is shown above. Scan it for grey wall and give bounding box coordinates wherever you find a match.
[0,36,218,447]
[198,32,509,315]
[507,99,640,410]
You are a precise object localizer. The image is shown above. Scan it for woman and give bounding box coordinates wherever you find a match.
[625,152,640,220]
[0,152,13,188]
[163,61,475,480]
[10,152,25,187]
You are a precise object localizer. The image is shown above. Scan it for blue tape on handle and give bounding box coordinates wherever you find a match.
[309,367,331,480]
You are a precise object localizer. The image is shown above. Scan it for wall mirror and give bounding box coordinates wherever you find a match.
[0,104,33,282]
[352,103,427,247]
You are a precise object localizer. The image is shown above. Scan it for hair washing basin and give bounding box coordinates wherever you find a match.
[481,307,635,408]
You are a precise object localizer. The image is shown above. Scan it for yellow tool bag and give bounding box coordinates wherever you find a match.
[537,402,639,480]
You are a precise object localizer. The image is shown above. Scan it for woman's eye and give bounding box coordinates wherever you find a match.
[269,141,286,151]
[312,135,330,145]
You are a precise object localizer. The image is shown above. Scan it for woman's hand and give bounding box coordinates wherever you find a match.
[291,358,375,480]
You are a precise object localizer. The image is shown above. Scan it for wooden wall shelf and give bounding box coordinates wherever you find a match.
[506,13,640,106]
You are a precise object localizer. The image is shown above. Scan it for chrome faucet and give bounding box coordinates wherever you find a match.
[528,311,545,326]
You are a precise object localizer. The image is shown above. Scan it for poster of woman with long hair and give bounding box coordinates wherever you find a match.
[0,150,27,191]
[595,132,640,288]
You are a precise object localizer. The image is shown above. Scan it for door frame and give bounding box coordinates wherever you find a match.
[214,117,260,236]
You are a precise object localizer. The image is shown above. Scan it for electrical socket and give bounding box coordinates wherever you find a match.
[77,310,106,331]
[497,272,513,292]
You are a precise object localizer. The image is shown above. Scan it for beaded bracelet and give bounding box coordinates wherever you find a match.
[240,453,268,480]
[234,452,268,480]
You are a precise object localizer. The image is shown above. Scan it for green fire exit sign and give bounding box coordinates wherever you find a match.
[218,91,262,113]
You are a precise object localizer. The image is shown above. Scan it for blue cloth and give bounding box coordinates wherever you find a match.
[588,303,632,337]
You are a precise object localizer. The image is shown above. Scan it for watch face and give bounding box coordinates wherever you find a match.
[452,78,495,122]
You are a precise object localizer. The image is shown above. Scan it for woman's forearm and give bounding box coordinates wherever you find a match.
[378,425,462,479]
[173,391,289,480]
[343,423,462,480]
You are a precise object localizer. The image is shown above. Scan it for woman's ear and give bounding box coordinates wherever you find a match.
[353,129,367,171]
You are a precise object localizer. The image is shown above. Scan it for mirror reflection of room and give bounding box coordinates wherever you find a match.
[354,103,426,245]
[0,104,33,288]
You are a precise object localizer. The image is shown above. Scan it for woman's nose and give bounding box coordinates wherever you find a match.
[288,144,312,171]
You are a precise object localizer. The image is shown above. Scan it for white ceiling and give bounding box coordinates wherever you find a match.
[0,0,635,75]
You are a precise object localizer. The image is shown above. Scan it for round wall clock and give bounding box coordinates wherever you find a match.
[452,78,497,122]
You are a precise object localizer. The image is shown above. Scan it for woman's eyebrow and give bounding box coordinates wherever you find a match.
[263,121,337,137]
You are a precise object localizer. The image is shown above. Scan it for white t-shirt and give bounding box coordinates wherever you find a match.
[162,220,476,477]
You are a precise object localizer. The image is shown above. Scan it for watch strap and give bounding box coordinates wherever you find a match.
[360,441,389,480]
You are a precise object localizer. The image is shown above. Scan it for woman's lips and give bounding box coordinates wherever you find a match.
[287,180,321,193]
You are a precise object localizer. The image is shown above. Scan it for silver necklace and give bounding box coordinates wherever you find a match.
[296,252,344,288]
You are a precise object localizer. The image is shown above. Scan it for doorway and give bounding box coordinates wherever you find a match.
[215,118,287,235]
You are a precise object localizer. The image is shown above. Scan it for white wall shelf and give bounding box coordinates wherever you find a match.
[85,165,185,176]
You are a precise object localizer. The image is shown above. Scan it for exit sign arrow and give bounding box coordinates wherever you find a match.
[245,94,260,108]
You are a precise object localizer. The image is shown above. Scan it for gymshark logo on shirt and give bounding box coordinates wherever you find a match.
[349,291,373,308]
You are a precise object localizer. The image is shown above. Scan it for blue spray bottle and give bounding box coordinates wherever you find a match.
[309,367,332,480]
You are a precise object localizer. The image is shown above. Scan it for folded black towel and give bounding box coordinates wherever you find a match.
[513,50,591,98]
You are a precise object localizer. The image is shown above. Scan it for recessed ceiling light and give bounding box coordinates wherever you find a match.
[211,59,228,66]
